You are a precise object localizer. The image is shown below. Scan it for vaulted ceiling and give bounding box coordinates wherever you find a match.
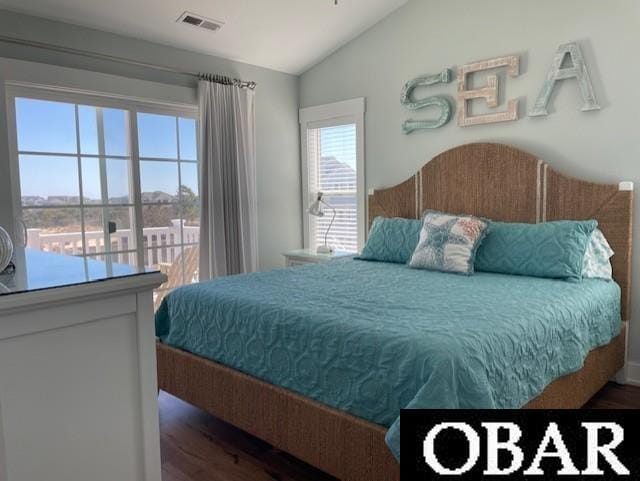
[0,0,408,74]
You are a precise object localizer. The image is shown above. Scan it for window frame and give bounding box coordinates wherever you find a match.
[5,82,199,282]
[299,98,365,252]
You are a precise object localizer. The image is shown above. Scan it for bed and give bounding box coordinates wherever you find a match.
[156,143,633,481]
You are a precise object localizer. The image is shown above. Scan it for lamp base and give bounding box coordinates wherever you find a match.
[316,245,334,254]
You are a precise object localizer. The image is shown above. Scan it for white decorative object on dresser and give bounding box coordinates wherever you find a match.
[0,249,165,481]
[283,248,353,267]
[0,227,12,274]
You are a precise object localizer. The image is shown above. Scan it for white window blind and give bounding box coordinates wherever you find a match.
[307,123,358,253]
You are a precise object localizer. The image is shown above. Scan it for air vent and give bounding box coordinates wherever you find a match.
[200,20,222,32]
[177,12,224,32]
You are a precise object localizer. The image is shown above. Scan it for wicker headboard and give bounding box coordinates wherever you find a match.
[368,142,634,320]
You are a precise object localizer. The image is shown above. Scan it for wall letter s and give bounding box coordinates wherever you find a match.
[401,69,452,134]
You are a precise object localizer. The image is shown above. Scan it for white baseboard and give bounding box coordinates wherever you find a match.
[626,361,640,387]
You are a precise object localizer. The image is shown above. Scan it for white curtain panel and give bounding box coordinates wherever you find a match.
[198,80,258,279]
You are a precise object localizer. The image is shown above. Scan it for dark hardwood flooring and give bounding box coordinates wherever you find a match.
[159,391,337,481]
[583,382,640,409]
[160,383,640,481]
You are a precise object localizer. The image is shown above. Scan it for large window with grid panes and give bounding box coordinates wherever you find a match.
[7,85,200,309]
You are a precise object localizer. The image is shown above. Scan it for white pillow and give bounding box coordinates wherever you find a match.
[582,228,614,280]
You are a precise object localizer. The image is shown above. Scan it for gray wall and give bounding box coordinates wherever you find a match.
[300,0,640,368]
[0,9,301,271]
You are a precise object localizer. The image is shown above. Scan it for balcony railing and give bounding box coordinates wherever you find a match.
[26,219,200,268]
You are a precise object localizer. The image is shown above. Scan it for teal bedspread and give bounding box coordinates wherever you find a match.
[155,258,621,460]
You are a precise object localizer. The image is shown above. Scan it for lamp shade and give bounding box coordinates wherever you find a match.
[307,193,325,217]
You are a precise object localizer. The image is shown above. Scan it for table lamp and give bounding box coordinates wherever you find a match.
[307,192,336,254]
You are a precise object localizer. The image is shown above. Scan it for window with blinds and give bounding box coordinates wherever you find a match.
[306,123,358,253]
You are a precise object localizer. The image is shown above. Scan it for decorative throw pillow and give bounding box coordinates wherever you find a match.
[474,220,598,280]
[408,211,488,275]
[357,217,423,264]
[582,228,614,280]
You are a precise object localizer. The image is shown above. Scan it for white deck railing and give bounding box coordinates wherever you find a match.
[27,219,199,267]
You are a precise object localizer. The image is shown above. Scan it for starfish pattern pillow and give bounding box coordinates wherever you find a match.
[409,211,488,275]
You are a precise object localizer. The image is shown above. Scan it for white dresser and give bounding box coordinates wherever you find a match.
[0,249,165,481]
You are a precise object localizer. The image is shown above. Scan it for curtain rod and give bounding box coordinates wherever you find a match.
[0,35,257,89]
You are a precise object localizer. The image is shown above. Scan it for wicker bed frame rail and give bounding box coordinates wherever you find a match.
[157,143,632,481]
[157,325,626,481]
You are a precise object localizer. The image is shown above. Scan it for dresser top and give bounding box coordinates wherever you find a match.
[0,249,158,297]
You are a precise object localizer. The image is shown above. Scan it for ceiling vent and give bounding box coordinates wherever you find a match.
[177,12,224,32]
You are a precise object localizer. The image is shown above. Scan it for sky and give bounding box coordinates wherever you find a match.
[15,98,198,201]
[15,98,354,202]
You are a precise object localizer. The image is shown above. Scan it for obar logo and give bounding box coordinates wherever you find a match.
[401,410,639,480]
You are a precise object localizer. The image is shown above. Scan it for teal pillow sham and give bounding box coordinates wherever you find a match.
[357,217,422,264]
[475,219,598,280]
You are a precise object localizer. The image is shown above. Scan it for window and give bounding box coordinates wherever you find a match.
[7,86,199,308]
[137,112,200,306]
[300,98,365,253]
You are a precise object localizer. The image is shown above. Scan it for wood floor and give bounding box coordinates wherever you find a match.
[159,391,337,481]
[160,383,640,481]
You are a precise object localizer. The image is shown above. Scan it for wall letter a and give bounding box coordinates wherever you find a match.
[529,42,600,116]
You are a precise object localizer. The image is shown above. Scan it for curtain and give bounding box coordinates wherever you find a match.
[198,80,258,279]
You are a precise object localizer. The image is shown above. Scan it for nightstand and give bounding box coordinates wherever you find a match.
[283,248,354,267]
